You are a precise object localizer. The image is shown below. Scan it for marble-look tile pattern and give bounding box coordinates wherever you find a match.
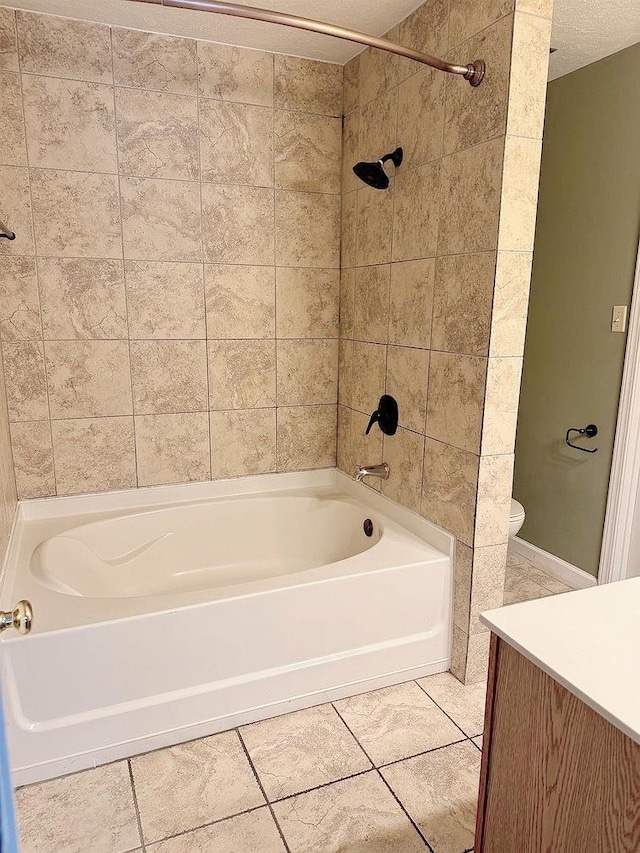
[16,11,112,82]
[490,251,533,357]
[507,12,552,139]
[0,357,17,558]
[200,100,273,187]
[385,346,429,433]
[112,28,198,95]
[208,340,276,410]
[210,408,276,478]
[275,111,341,193]
[131,731,265,843]
[334,681,462,765]
[359,88,397,166]
[0,166,34,257]
[276,405,336,471]
[2,71,26,167]
[50,417,136,495]
[131,340,207,415]
[150,809,287,853]
[356,184,394,266]
[343,53,359,114]
[275,191,340,268]
[498,136,543,252]
[481,357,523,455]
[22,75,116,173]
[381,427,425,513]
[206,265,275,340]
[0,8,18,72]
[426,352,487,454]
[277,339,338,406]
[418,672,487,737]
[388,259,434,348]
[276,268,339,339]
[126,261,205,340]
[397,67,445,170]
[468,543,509,633]
[381,741,481,853]
[9,420,54,499]
[198,42,273,106]
[17,761,139,853]
[45,340,132,419]
[392,162,440,261]
[353,265,390,344]
[475,452,514,547]
[432,253,496,356]
[241,704,370,800]
[0,257,40,340]
[273,772,427,853]
[2,341,48,421]
[422,439,479,547]
[135,412,210,486]
[448,0,512,48]
[38,258,127,340]
[202,184,274,265]
[274,55,342,116]
[115,88,199,181]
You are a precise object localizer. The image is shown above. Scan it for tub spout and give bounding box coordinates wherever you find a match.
[354,463,390,483]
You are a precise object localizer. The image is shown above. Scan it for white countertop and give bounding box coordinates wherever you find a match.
[481,577,640,744]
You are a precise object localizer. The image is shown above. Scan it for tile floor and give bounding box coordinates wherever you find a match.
[16,550,572,853]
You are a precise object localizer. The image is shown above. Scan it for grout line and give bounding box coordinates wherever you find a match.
[236,728,292,853]
[141,804,268,847]
[414,678,482,741]
[127,759,147,853]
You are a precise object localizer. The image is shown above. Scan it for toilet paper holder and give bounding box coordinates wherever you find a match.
[565,424,599,454]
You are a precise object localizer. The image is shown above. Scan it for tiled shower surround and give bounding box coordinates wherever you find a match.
[0,0,553,681]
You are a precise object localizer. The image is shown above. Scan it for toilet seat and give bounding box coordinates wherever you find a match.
[510,498,525,521]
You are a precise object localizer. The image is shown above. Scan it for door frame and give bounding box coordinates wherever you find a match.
[599,237,640,583]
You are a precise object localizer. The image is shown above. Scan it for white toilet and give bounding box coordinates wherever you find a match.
[509,499,525,538]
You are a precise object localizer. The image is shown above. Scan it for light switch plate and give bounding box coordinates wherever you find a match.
[612,305,628,333]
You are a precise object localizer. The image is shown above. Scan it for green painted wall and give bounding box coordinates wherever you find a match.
[514,42,640,576]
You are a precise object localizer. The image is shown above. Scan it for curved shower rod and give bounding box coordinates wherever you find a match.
[130,0,486,86]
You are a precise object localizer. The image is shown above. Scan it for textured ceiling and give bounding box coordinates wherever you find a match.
[5,0,640,77]
[549,0,640,79]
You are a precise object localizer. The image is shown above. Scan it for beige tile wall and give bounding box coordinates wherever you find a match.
[0,7,342,497]
[337,0,552,682]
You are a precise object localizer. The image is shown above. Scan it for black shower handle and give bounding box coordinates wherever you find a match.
[565,424,599,453]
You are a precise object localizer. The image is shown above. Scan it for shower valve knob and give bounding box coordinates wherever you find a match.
[366,395,399,436]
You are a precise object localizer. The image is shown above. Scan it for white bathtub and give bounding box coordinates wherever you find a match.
[0,469,453,785]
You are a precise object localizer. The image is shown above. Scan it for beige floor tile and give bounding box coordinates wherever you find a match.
[334,681,463,765]
[417,672,486,737]
[272,771,426,853]
[507,550,573,594]
[240,704,371,800]
[503,570,549,605]
[16,761,139,853]
[381,741,480,853]
[131,731,264,843]
[472,735,483,750]
[149,807,286,852]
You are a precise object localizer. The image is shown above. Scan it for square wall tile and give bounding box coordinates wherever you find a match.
[31,169,120,259]
[432,253,496,356]
[438,137,504,256]
[343,53,360,114]
[498,136,543,252]
[9,420,55,498]
[469,543,508,633]
[422,439,479,546]
[341,110,360,194]
[135,412,210,486]
[356,184,394,266]
[399,0,449,64]
[202,184,274,265]
[448,0,512,48]
[466,631,492,683]
[350,341,386,414]
[131,340,207,414]
[45,340,132,419]
[481,356,523,455]
[339,269,355,341]
[115,88,199,181]
[358,44,400,107]
[385,346,429,433]
[2,72,26,167]
[381,741,480,853]
[381,427,425,513]
[206,264,275,340]
[38,258,127,340]
[475,452,514,547]
[276,268,339,339]
[426,351,487,454]
[359,88,397,165]
[272,772,426,853]
[490,251,532,357]
[392,162,440,262]
[277,405,336,471]
[200,100,274,187]
[0,257,40,341]
[240,704,370,800]
[0,9,18,72]
[51,416,136,495]
[210,408,276,478]
[126,261,205,339]
[16,12,112,82]
[112,28,197,95]
[275,111,341,193]
[150,809,286,853]
[274,55,342,116]
[0,167,34,257]
[507,12,552,139]
[353,265,390,344]
[22,76,116,173]
[131,730,265,843]
[444,14,512,155]
[277,339,338,406]
[16,761,139,853]
[389,259,434,349]
[335,680,461,766]
[120,176,202,262]
[275,191,340,268]
[2,340,48,421]
[397,66,445,170]
[198,42,273,106]
[418,671,487,737]
[208,340,276,410]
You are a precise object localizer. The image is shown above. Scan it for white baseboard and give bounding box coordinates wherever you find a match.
[510,537,597,590]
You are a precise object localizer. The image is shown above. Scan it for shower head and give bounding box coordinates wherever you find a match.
[353,147,403,190]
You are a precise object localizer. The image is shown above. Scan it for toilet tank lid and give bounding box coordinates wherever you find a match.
[510,499,525,519]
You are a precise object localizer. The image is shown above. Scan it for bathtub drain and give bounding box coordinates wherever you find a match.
[363,519,374,537]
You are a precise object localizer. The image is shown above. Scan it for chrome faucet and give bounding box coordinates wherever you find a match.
[354,462,390,483]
